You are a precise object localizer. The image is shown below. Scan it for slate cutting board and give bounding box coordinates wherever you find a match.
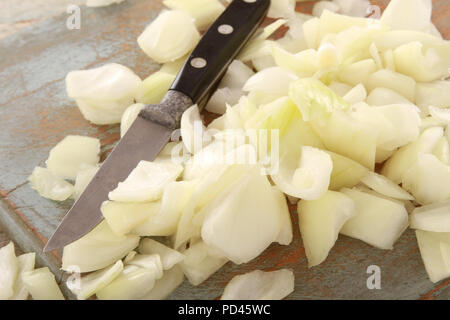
[0,0,449,300]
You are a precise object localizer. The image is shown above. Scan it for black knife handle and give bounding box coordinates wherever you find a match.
[169,0,270,104]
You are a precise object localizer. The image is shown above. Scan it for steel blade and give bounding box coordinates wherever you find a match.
[44,117,172,252]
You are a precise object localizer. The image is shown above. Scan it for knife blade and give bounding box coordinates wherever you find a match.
[44,0,270,252]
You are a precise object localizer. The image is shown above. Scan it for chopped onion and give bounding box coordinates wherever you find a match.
[333,0,371,17]
[429,106,450,124]
[298,191,355,267]
[137,10,200,63]
[108,160,183,202]
[101,201,157,236]
[340,188,409,250]
[139,239,185,270]
[415,230,450,283]
[180,240,228,286]
[367,87,413,106]
[325,150,369,190]
[28,167,74,201]
[22,268,65,300]
[163,0,224,30]
[360,172,414,200]
[342,84,366,105]
[410,200,450,232]
[380,0,432,33]
[221,269,294,300]
[382,126,444,183]
[136,72,175,105]
[127,254,163,279]
[10,253,35,300]
[180,105,206,154]
[66,63,142,125]
[73,164,99,200]
[96,265,158,300]
[268,0,296,19]
[402,153,450,205]
[415,81,450,111]
[69,260,123,300]
[0,242,18,300]
[201,167,284,264]
[243,67,298,97]
[62,221,139,273]
[45,135,100,180]
[140,265,184,300]
[366,69,416,102]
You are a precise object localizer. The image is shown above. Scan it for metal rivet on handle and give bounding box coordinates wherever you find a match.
[218,24,234,35]
[191,57,207,68]
[243,0,257,3]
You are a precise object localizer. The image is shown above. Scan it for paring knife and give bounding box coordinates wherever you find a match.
[44,0,270,252]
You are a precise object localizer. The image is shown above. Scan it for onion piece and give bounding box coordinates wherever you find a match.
[243,67,298,97]
[139,239,185,270]
[205,87,243,115]
[415,230,450,283]
[180,105,206,154]
[10,252,36,300]
[272,47,318,77]
[136,72,175,105]
[62,221,139,273]
[66,64,142,125]
[134,180,197,237]
[366,69,416,102]
[340,188,409,250]
[381,126,444,183]
[221,269,294,300]
[402,153,450,205]
[429,106,450,124]
[298,191,355,267]
[28,167,74,201]
[360,172,414,201]
[201,167,283,264]
[180,240,228,286]
[73,164,99,200]
[162,0,224,30]
[0,242,18,300]
[22,268,65,300]
[96,265,158,300]
[108,160,183,202]
[69,260,123,300]
[46,135,100,180]
[273,187,293,246]
[325,150,369,191]
[137,10,200,63]
[415,81,450,111]
[101,201,158,236]
[127,254,163,279]
[410,200,450,232]
[394,42,450,82]
[432,137,450,165]
[367,87,413,106]
[343,84,366,105]
[273,146,332,201]
[220,60,255,90]
[141,265,184,300]
[339,59,377,87]
[380,0,432,33]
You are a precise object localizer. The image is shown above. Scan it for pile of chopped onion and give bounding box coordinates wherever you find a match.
[21,0,450,300]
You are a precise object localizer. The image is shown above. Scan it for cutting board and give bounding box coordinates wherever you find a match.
[0,0,449,300]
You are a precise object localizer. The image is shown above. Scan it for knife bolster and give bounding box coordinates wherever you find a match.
[139,90,193,130]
